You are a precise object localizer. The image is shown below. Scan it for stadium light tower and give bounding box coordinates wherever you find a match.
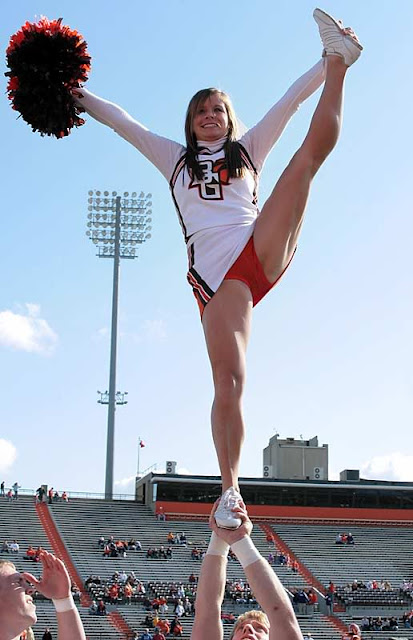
[86,189,152,499]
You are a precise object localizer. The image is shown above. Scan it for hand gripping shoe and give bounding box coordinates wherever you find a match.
[214,487,242,529]
[313,8,363,67]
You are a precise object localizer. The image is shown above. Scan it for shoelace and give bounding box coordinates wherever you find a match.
[223,492,240,510]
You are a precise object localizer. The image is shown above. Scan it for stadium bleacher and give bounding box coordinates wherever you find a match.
[2,493,413,639]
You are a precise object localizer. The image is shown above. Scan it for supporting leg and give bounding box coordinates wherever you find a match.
[202,280,253,493]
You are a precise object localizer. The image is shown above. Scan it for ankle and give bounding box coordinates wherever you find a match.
[325,54,348,74]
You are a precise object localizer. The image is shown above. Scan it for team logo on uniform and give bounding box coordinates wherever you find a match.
[189,158,231,200]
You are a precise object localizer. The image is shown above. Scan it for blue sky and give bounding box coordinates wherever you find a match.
[1,1,412,495]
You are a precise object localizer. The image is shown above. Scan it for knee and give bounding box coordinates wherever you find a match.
[213,366,245,405]
[293,146,326,179]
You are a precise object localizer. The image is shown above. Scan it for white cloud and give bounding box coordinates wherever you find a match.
[0,439,17,473]
[361,452,413,482]
[114,475,136,490]
[177,466,193,475]
[142,319,167,341]
[0,304,57,355]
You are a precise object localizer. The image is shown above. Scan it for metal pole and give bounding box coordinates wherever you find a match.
[105,196,121,499]
[137,438,140,476]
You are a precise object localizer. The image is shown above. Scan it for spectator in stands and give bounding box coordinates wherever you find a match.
[346,532,355,545]
[118,570,128,584]
[98,536,105,549]
[109,582,120,603]
[88,600,98,615]
[296,589,309,614]
[327,580,335,602]
[335,533,343,544]
[71,584,80,601]
[0,551,86,640]
[9,541,19,554]
[266,532,275,547]
[152,627,166,640]
[24,546,36,561]
[7,489,13,502]
[325,592,333,614]
[175,600,185,617]
[153,613,160,628]
[12,482,20,500]
[124,583,133,605]
[41,629,52,640]
[36,487,45,503]
[307,589,317,610]
[1,540,10,553]
[157,507,166,521]
[62,491,68,503]
[167,532,175,544]
[158,619,170,635]
[139,628,153,640]
[348,622,361,637]
[34,548,43,562]
[188,572,197,583]
[170,616,183,637]
[97,600,107,615]
[1,480,5,497]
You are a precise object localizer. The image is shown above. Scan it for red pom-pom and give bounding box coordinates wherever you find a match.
[5,16,91,138]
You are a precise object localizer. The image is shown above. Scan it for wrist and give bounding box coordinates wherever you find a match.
[52,593,75,613]
[206,531,230,557]
[231,536,261,568]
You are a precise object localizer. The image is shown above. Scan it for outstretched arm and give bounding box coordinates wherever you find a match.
[22,551,86,640]
[190,532,229,640]
[210,503,302,640]
[72,88,184,180]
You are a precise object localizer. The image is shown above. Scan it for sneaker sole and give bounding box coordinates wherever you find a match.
[214,517,241,530]
[313,7,363,52]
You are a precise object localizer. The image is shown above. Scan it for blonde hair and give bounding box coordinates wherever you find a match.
[0,559,15,572]
[229,610,270,639]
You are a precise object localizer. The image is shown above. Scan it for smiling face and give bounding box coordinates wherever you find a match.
[191,93,229,142]
[185,88,239,150]
[0,562,37,639]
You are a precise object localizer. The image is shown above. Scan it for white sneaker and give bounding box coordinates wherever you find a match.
[313,8,363,67]
[214,487,242,529]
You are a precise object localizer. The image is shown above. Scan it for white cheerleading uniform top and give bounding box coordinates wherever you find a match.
[75,60,325,302]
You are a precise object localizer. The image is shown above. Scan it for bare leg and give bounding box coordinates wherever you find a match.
[254,56,348,281]
[202,280,253,492]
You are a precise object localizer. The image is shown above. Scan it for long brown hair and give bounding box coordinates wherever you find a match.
[184,88,247,181]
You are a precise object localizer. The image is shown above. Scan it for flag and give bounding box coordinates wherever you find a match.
[139,439,145,448]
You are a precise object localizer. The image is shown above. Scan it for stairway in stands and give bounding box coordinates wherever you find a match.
[36,500,133,639]
[262,523,348,637]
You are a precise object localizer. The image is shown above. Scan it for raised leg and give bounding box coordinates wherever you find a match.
[202,280,253,493]
[254,56,348,282]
